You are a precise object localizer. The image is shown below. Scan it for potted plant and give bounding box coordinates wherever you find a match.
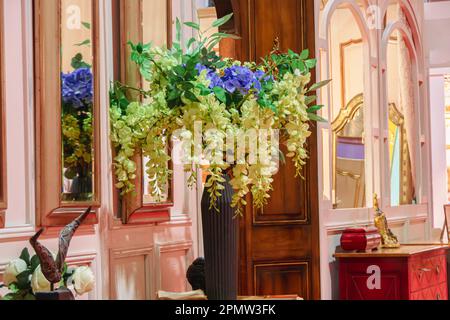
[110,14,329,300]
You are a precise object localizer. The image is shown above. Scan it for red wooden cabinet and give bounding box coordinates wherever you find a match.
[336,245,449,300]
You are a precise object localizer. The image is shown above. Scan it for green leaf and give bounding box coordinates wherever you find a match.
[208,38,222,50]
[305,58,317,69]
[19,248,30,265]
[30,255,40,273]
[184,91,200,103]
[210,32,241,40]
[300,49,310,60]
[16,270,31,290]
[213,87,226,103]
[2,293,18,301]
[307,105,324,113]
[75,39,91,47]
[176,18,182,44]
[212,13,234,28]
[308,79,332,92]
[308,113,327,122]
[82,21,91,30]
[184,22,200,30]
[186,37,197,49]
[8,283,19,293]
[305,95,317,106]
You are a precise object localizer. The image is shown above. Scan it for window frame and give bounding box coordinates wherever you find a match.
[34,0,100,227]
[0,0,7,228]
[380,5,424,210]
[113,0,174,225]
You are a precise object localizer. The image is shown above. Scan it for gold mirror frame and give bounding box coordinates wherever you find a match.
[34,0,100,227]
[388,102,413,205]
[0,0,7,228]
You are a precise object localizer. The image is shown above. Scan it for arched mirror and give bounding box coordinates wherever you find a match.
[385,14,416,206]
[327,3,367,209]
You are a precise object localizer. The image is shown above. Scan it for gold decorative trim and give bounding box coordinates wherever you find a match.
[331,93,364,133]
[331,93,364,208]
[388,102,412,204]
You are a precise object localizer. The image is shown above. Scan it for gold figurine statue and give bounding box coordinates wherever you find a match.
[373,194,400,248]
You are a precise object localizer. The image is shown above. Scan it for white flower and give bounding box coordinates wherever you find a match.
[72,266,95,295]
[31,265,51,293]
[3,259,27,286]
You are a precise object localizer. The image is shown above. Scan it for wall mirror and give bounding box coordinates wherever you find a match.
[332,94,365,209]
[61,0,95,202]
[385,26,416,206]
[114,0,174,224]
[35,0,100,226]
[327,4,367,209]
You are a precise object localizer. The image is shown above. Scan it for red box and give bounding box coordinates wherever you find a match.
[340,227,381,252]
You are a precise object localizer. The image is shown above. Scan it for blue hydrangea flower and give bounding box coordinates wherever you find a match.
[196,64,269,96]
[61,67,93,109]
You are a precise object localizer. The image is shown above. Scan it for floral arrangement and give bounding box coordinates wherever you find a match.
[110,14,329,215]
[0,248,94,300]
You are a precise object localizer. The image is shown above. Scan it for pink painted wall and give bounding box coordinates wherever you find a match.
[425,1,450,230]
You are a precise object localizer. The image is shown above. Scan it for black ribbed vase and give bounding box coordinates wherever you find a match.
[201,174,238,300]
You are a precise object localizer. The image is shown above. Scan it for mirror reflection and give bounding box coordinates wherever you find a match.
[328,6,366,209]
[61,0,94,202]
[142,0,170,205]
[386,31,416,206]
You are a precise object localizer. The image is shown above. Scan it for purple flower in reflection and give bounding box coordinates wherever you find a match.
[61,67,93,109]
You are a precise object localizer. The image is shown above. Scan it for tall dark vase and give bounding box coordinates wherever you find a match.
[201,174,238,300]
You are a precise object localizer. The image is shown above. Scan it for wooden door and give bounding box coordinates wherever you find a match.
[216,0,320,299]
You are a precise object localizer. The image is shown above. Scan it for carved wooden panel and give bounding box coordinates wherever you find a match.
[254,262,310,299]
[255,147,308,225]
[221,0,321,299]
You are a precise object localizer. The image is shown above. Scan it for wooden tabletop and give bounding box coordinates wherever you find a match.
[334,244,450,258]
